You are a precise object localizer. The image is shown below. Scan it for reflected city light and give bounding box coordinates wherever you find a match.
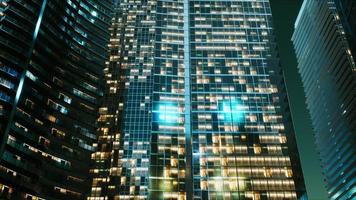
[154,102,179,123]
[219,99,245,124]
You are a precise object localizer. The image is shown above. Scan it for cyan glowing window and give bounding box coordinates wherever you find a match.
[219,99,245,124]
[154,102,179,123]
[91,11,98,17]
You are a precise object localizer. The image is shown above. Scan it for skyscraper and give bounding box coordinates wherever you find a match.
[0,0,113,199]
[292,0,355,199]
[335,0,356,58]
[89,0,307,199]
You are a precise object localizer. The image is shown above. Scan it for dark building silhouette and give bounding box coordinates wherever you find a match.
[292,0,356,199]
[89,0,307,199]
[0,0,113,199]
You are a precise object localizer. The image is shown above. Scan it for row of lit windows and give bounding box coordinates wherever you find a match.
[198,167,293,178]
[198,179,295,191]
[196,113,280,123]
[197,156,291,167]
[197,145,283,155]
[7,135,71,168]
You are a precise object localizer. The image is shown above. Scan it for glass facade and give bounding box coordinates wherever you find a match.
[0,0,113,199]
[335,0,356,60]
[292,0,356,199]
[90,0,306,199]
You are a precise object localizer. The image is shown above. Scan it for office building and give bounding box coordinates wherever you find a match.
[0,0,112,199]
[292,0,356,199]
[335,0,356,58]
[89,0,307,199]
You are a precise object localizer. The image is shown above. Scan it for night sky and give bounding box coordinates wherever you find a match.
[270,0,329,199]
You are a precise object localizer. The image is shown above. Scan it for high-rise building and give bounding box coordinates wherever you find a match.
[335,0,356,58]
[89,0,307,199]
[292,0,355,199]
[0,0,113,199]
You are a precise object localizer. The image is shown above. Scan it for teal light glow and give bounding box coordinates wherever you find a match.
[91,11,98,17]
[219,99,245,124]
[154,102,179,123]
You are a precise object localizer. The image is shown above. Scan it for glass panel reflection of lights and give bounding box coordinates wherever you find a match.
[154,102,179,123]
[219,99,245,124]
